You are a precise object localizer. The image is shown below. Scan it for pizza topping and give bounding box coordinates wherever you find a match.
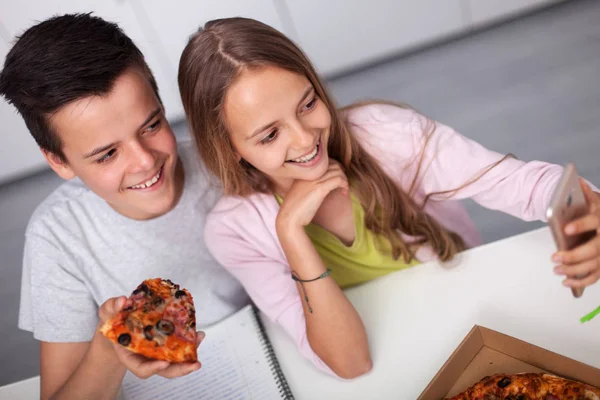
[143,325,154,340]
[153,333,166,346]
[585,390,600,400]
[118,333,132,346]
[133,283,151,296]
[482,377,494,387]
[100,278,198,362]
[497,377,512,388]
[152,297,165,307]
[156,319,175,335]
[163,279,175,287]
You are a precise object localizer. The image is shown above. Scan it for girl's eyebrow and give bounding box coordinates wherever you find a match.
[296,85,314,107]
[246,86,314,141]
[247,122,276,141]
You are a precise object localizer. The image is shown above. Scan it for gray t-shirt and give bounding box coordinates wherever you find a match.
[18,141,249,342]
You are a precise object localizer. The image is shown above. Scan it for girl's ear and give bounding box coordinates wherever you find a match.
[233,150,242,162]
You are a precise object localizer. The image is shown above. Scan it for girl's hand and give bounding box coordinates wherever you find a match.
[276,160,349,231]
[553,180,600,288]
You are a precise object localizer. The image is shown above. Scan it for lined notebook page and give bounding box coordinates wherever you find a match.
[118,305,288,400]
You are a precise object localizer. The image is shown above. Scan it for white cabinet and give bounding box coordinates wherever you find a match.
[0,1,176,183]
[465,0,552,27]
[282,0,465,76]
[0,1,180,121]
[128,0,286,120]
[0,38,48,183]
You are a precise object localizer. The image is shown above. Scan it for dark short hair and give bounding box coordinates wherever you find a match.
[0,13,161,162]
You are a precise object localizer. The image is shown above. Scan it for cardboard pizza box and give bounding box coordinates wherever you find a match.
[418,325,600,399]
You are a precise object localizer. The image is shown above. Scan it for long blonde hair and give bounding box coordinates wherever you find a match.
[178,17,506,262]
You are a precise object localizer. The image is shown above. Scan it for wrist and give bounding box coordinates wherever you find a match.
[55,331,126,399]
[89,330,125,372]
[275,217,305,240]
[292,268,331,282]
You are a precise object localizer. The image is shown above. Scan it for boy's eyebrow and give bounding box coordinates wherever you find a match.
[246,86,314,141]
[83,142,118,159]
[139,108,162,130]
[83,108,162,159]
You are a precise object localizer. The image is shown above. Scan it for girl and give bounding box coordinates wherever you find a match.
[178,18,600,378]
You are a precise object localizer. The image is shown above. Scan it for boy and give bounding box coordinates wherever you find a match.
[0,13,248,399]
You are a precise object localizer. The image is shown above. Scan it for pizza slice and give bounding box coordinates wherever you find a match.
[542,373,600,400]
[100,278,197,363]
[446,372,600,400]
[446,373,542,400]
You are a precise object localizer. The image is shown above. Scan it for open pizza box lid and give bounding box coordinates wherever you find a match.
[418,325,600,399]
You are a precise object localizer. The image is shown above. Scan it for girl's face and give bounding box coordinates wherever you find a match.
[223,66,332,193]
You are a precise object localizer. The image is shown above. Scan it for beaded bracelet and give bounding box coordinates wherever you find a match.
[291,269,332,313]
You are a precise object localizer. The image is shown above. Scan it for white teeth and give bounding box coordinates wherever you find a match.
[130,169,161,189]
[291,143,319,163]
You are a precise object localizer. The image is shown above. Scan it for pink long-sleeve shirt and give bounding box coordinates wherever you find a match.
[204,104,565,375]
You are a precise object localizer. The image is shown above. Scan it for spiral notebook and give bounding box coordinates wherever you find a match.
[118,305,294,400]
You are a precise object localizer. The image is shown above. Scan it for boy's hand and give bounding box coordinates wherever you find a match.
[553,180,600,288]
[98,296,203,379]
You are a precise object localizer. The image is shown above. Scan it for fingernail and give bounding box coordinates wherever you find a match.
[554,266,564,274]
[552,254,562,263]
[565,225,575,234]
[562,280,570,287]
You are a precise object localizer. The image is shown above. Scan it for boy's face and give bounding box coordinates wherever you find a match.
[45,67,183,220]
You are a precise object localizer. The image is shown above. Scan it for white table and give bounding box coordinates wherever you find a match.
[261,227,600,399]
[3,227,599,399]
[0,377,39,400]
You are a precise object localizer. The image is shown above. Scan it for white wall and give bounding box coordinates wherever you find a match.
[128,0,286,121]
[283,0,465,76]
[466,0,552,26]
[0,0,560,184]
[0,37,47,181]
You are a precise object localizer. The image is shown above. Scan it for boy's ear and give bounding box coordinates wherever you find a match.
[42,149,76,180]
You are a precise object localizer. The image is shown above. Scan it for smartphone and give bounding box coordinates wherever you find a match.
[546,163,595,298]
